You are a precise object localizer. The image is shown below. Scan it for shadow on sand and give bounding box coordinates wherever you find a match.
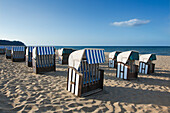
[87,85,170,106]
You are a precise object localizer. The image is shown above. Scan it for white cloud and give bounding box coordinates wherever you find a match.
[111,19,150,27]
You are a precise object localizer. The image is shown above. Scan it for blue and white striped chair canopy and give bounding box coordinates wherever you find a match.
[26,46,34,55]
[12,46,25,51]
[0,46,5,49]
[6,46,12,50]
[32,46,55,58]
[68,48,105,70]
[37,46,55,55]
[28,46,34,52]
[85,49,105,64]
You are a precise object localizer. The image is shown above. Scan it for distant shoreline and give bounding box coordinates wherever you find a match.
[54,46,170,56]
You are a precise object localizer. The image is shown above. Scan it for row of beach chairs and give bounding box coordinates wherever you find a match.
[109,51,156,80]
[0,45,156,97]
[0,45,26,61]
[1,46,56,74]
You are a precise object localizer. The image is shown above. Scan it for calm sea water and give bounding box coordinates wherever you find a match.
[55,46,170,56]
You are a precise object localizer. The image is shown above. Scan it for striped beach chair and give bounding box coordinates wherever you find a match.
[32,46,56,74]
[0,46,5,55]
[116,51,139,80]
[139,54,156,74]
[67,48,105,97]
[57,48,75,64]
[5,46,12,59]
[26,46,34,67]
[11,46,26,62]
[108,51,121,68]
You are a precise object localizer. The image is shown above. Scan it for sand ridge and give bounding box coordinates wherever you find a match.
[0,53,170,112]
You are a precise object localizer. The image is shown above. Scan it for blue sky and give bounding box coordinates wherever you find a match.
[0,0,169,46]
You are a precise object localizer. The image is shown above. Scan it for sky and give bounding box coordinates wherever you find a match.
[0,0,169,46]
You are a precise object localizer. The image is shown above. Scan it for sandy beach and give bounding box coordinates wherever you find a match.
[0,52,170,113]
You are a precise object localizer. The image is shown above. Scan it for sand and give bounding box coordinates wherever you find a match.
[0,52,170,113]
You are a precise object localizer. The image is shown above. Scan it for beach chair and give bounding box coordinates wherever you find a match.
[32,46,56,74]
[0,46,5,55]
[67,48,105,97]
[26,46,34,67]
[5,46,12,59]
[108,51,121,68]
[139,54,156,74]
[57,48,75,64]
[116,51,139,80]
[11,46,26,62]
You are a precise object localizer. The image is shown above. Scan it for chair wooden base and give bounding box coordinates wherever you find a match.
[151,64,155,73]
[81,88,102,97]
[67,66,104,97]
[12,58,25,62]
[26,62,32,67]
[116,62,138,80]
[139,62,155,74]
[81,79,103,96]
[127,71,138,80]
[33,66,56,74]
[26,56,33,67]
[11,56,25,62]
[11,55,25,62]
[6,56,11,59]
[5,50,11,59]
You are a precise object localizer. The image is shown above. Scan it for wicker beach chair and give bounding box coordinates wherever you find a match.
[26,46,34,67]
[0,46,5,55]
[139,54,156,74]
[67,48,105,97]
[32,46,56,74]
[5,46,12,59]
[58,48,75,64]
[116,51,139,80]
[11,46,26,62]
[108,51,121,68]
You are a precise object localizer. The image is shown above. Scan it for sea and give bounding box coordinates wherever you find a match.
[55,46,170,56]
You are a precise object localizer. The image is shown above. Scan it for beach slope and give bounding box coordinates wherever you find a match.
[0,53,170,112]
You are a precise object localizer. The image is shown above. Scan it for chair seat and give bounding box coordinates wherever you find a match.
[83,72,100,84]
